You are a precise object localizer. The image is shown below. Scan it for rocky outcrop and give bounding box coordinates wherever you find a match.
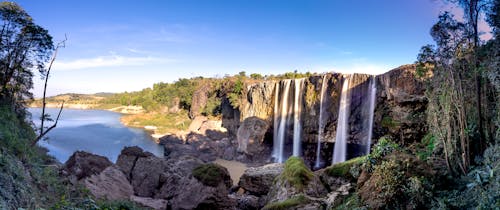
[237,116,269,155]
[62,151,112,182]
[240,81,276,121]
[189,83,210,119]
[238,163,283,196]
[374,64,428,144]
[188,116,208,133]
[66,147,238,210]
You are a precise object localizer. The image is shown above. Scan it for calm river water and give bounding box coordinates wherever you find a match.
[29,108,163,163]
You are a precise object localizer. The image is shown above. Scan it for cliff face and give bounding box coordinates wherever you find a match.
[223,64,427,167]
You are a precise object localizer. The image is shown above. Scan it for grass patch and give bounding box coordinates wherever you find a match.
[121,110,191,134]
[325,156,365,178]
[281,157,314,190]
[262,195,308,210]
[192,163,228,187]
[93,103,122,110]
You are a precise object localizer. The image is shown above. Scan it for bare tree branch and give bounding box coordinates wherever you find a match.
[32,35,66,146]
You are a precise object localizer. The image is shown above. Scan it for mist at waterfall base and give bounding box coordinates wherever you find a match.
[272,74,377,169]
[29,108,163,163]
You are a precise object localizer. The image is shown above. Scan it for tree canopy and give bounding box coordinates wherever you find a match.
[0,2,53,115]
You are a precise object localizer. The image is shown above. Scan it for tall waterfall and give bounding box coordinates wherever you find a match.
[332,75,351,164]
[275,80,291,163]
[314,75,328,168]
[273,79,305,163]
[293,78,304,157]
[272,82,280,161]
[365,76,376,154]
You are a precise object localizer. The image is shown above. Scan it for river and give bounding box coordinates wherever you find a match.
[29,108,163,163]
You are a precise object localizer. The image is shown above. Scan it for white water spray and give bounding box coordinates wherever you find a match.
[332,75,351,164]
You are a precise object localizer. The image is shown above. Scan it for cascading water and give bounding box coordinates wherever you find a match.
[314,75,328,168]
[277,80,292,163]
[366,76,376,154]
[272,82,280,161]
[292,78,304,157]
[332,75,351,164]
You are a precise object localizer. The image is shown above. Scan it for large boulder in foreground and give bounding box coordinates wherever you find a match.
[62,151,112,181]
[169,163,236,210]
[238,163,283,196]
[83,165,134,201]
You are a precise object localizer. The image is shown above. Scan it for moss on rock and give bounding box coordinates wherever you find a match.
[262,194,308,210]
[281,157,314,190]
[192,163,231,188]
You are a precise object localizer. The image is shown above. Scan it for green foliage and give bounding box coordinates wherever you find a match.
[371,159,405,206]
[202,94,222,116]
[280,157,314,190]
[192,163,228,187]
[431,144,499,209]
[417,133,436,160]
[228,78,244,109]
[325,156,364,180]
[362,137,399,172]
[358,151,435,209]
[0,2,54,110]
[381,116,400,129]
[250,73,263,80]
[333,193,366,210]
[262,194,308,210]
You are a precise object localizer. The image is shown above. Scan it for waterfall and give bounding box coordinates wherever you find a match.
[332,75,351,164]
[272,82,280,160]
[276,80,292,163]
[366,76,376,154]
[293,78,304,157]
[314,75,328,168]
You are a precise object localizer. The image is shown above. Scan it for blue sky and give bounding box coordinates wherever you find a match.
[12,0,483,96]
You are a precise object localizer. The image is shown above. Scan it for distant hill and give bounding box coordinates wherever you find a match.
[31,93,117,107]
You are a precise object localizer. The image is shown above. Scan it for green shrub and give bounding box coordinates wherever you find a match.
[362,137,399,172]
[262,194,308,210]
[281,157,314,190]
[333,193,367,210]
[192,163,229,187]
[417,133,436,160]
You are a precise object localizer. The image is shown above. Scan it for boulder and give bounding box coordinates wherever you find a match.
[236,116,269,155]
[83,166,134,201]
[188,116,208,133]
[169,177,236,210]
[115,146,154,181]
[238,163,283,195]
[115,147,169,197]
[63,151,112,181]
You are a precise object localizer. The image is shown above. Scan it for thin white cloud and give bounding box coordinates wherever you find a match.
[53,55,176,71]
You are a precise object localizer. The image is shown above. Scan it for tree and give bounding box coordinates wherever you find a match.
[0,2,53,116]
[449,0,493,152]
